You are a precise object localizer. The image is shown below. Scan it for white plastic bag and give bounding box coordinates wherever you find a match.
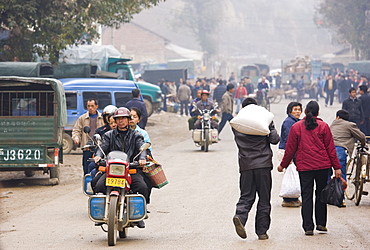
[279,164,301,198]
[230,104,274,136]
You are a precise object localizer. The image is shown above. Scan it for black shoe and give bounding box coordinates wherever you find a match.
[233,216,247,239]
[136,220,145,228]
[258,234,269,240]
[95,222,104,226]
[305,230,314,236]
[316,225,327,232]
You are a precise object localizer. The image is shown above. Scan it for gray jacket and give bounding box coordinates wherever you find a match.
[177,84,191,101]
[221,91,233,114]
[330,118,366,156]
[232,122,280,172]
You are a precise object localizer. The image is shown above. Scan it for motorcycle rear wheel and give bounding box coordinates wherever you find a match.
[108,196,119,246]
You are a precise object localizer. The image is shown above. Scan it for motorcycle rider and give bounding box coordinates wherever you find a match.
[193,90,219,130]
[92,107,148,228]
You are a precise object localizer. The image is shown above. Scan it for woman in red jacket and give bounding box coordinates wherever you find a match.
[277,100,341,236]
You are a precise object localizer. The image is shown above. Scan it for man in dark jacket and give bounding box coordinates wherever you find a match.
[213,80,227,107]
[359,85,370,136]
[125,89,148,129]
[92,107,148,228]
[324,74,337,107]
[342,87,364,128]
[232,98,280,240]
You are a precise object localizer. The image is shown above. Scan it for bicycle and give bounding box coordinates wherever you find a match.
[346,144,370,206]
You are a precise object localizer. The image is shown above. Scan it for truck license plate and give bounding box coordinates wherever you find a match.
[106,177,126,187]
[0,148,43,162]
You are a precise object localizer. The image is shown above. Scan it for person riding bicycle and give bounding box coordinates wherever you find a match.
[330,110,366,181]
[92,107,149,228]
[193,90,219,130]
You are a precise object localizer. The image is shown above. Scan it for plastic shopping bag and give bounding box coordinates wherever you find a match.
[279,164,301,198]
[320,178,344,207]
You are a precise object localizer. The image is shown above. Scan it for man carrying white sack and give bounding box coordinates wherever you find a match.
[231,97,280,240]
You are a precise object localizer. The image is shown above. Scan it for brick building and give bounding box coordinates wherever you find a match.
[101,22,182,63]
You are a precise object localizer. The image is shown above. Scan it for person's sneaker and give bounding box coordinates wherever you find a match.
[316,225,327,232]
[340,200,346,207]
[233,216,247,239]
[305,230,314,236]
[258,234,269,240]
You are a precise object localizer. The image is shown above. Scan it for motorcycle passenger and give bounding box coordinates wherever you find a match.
[95,105,118,136]
[86,105,117,176]
[92,107,148,228]
[193,90,219,130]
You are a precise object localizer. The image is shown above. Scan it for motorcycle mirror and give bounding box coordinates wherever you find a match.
[93,134,101,141]
[83,126,91,134]
[133,142,151,161]
[139,142,151,152]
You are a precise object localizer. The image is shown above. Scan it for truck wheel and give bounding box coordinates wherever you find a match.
[62,133,73,154]
[50,164,60,179]
[143,98,153,116]
[25,170,35,177]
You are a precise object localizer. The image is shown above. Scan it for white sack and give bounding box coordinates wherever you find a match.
[230,104,274,135]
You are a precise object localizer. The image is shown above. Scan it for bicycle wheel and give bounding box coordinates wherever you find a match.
[346,156,357,200]
[355,155,366,206]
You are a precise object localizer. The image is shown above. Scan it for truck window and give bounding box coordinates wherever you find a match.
[65,92,77,109]
[83,92,111,108]
[116,69,129,80]
[0,91,54,116]
[115,92,132,107]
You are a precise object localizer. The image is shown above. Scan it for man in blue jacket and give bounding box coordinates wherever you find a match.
[125,89,148,129]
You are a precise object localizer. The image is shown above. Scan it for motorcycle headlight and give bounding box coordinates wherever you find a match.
[108,164,126,176]
[203,113,210,120]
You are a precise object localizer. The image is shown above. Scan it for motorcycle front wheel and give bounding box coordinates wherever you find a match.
[108,196,119,246]
[204,128,209,152]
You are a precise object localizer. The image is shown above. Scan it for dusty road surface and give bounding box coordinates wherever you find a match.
[1,97,370,250]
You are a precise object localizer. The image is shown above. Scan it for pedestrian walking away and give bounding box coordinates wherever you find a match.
[278,100,341,236]
[232,97,280,240]
[218,83,235,136]
[177,80,192,116]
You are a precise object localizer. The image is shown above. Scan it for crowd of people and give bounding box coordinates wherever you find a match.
[70,69,369,240]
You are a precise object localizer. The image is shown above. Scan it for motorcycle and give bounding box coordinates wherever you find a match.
[192,107,219,152]
[82,126,151,246]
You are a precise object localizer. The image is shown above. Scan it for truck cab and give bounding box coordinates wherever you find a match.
[108,58,162,115]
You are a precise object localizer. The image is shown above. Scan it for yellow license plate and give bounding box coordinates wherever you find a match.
[106,177,126,187]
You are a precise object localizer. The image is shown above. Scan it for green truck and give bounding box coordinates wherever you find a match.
[0,76,66,184]
[107,58,162,115]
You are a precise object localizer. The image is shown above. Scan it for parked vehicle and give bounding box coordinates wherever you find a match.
[82,126,150,246]
[0,76,66,184]
[107,58,162,116]
[60,78,140,154]
[192,107,218,152]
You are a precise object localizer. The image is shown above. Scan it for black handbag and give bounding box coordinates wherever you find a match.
[320,178,344,207]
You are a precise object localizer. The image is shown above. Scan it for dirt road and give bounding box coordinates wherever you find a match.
[1,98,370,249]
